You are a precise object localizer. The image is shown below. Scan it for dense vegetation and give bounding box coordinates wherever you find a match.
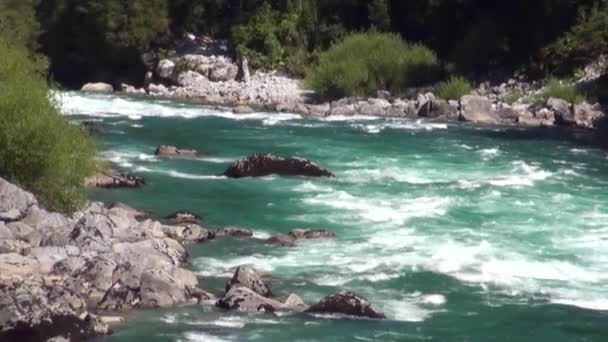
[0,8,97,212]
[0,0,594,89]
[306,32,439,98]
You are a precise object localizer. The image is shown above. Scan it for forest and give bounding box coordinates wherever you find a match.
[3,0,607,88]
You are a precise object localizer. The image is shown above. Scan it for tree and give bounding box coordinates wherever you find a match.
[368,0,390,31]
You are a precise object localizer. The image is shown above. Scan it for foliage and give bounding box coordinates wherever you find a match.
[436,76,473,100]
[536,78,585,104]
[368,0,391,32]
[503,89,524,105]
[306,32,440,99]
[542,1,608,74]
[0,39,97,212]
[0,0,40,52]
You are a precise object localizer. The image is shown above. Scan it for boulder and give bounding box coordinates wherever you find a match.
[85,170,145,189]
[225,266,272,297]
[305,291,386,319]
[108,202,147,220]
[573,102,604,128]
[459,95,499,124]
[0,253,40,278]
[418,99,458,119]
[157,59,176,80]
[0,176,37,222]
[224,154,334,178]
[221,227,253,238]
[216,286,285,313]
[209,64,239,82]
[547,97,574,126]
[356,100,387,116]
[155,145,199,158]
[329,103,356,116]
[0,278,109,341]
[81,82,113,93]
[266,234,296,247]
[148,83,168,95]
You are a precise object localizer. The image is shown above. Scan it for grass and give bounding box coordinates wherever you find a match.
[435,76,473,100]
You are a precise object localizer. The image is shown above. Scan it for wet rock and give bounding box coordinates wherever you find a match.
[307,103,330,117]
[224,154,334,178]
[164,210,202,225]
[216,286,286,313]
[266,233,296,247]
[288,229,336,240]
[305,291,386,319]
[221,227,253,238]
[225,266,272,297]
[459,95,499,124]
[81,82,113,93]
[85,170,145,189]
[155,145,199,158]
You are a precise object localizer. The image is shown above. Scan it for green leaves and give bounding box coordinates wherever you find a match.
[306,32,440,99]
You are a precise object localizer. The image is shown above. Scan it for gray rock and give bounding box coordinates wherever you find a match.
[459,95,498,124]
[85,170,145,189]
[266,233,296,247]
[0,239,30,254]
[356,101,385,116]
[164,210,201,225]
[306,291,386,319]
[162,224,215,244]
[217,286,286,313]
[0,177,37,222]
[573,102,604,128]
[0,253,40,278]
[284,294,307,310]
[547,97,574,125]
[0,277,109,341]
[157,59,176,80]
[329,103,356,116]
[307,103,330,117]
[226,266,272,297]
[81,82,113,93]
[418,99,457,119]
[148,83,168,95]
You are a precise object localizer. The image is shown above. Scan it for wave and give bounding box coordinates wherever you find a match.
[353,120,448,134]
[136,167,226,180]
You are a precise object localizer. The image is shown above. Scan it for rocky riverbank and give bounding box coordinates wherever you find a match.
[1,172,389,341]
[78,35,607,131]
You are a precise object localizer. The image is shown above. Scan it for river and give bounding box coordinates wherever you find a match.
[59,91,608,342]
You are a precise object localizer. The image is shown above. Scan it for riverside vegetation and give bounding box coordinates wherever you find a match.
[2,0,608,341]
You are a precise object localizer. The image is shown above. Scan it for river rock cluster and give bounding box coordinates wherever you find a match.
[0,176,214,341]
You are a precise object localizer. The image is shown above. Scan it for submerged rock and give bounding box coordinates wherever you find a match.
[224,154,334,178]
[225,266,272,297]
[267,229,337,247]
[85,170,145,189]
[155,145,199,158]
[305,291,386,319]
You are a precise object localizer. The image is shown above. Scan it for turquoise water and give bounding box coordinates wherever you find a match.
[60,92,608,342]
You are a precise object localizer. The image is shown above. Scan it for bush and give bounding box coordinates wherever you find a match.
[0,39,97,212]
[306,32,440,99]
[435,76,473,100]
[503,89,524,105]
[536,78,585,104]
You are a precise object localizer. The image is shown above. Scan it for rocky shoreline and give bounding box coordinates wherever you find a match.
[78,35,607,131]
[0,173,385,341]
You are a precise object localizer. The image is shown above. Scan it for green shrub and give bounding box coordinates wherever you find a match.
[0,39,97,212]
[435,76,473,100]
[306,32,440,99]
[503,89,524,105]
[536,78,585,104]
